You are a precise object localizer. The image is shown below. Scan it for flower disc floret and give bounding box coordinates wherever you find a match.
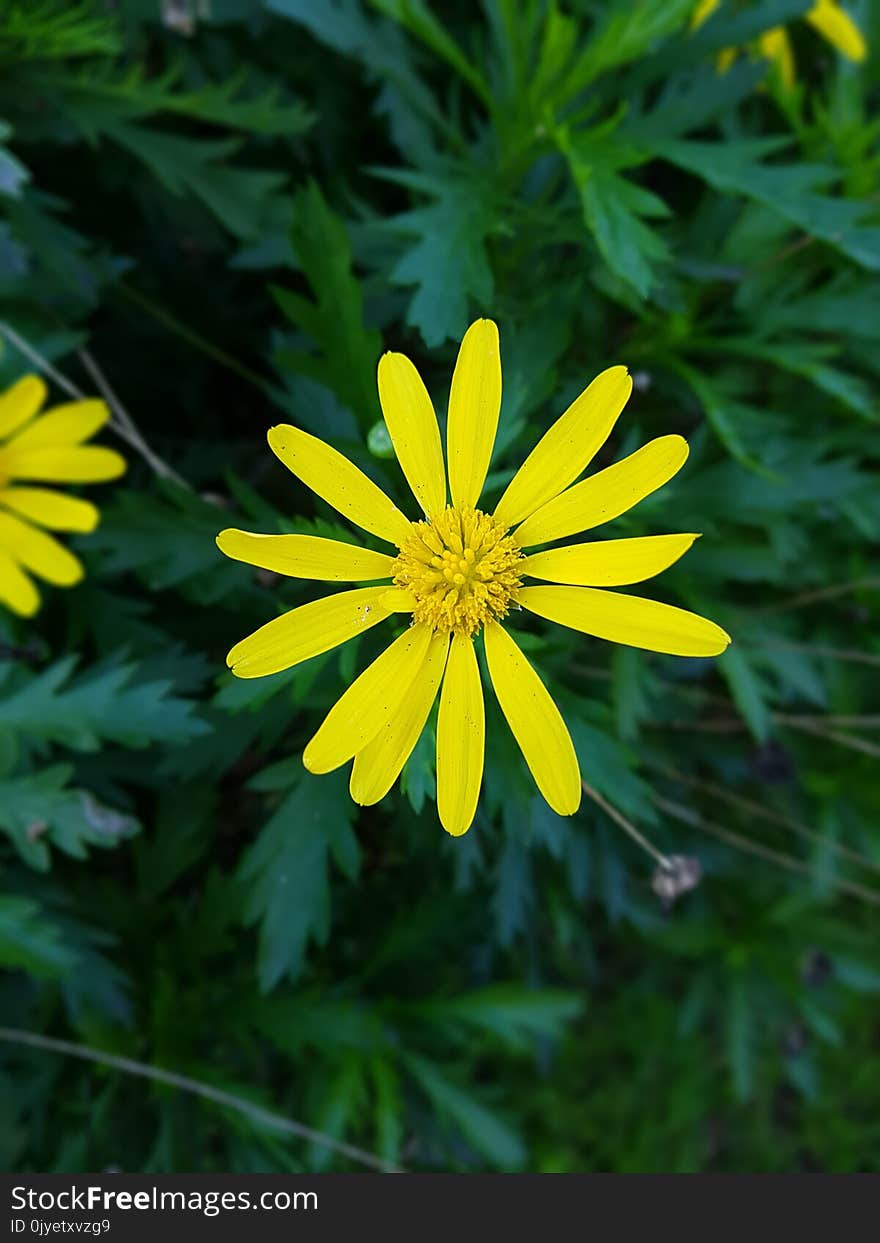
[392,506,522,636]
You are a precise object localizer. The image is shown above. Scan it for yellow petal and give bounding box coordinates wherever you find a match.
[226,585,391,679]
[6,399,109,450]
[519,585,731,657]
[484,622,580,816]
[0,512,83,586]
[267,425,411,547]
[717,46,738,73]
[758,26,795,88]
[690,0,720,29]
[0,487,99,533]
[378,587,417,612]
[806,1,866,61]
[350,631,450,805]
[514,435,689,548]
[0,547,40,616]
[493,365,632,529]
[378,351,446,518]
[446,320,502,509]
[436,631,484,836]
[4,445,126,484]
[303,623,434,774]
[0,375,46,439]
[217,529,394,581]
[521,533,699,587]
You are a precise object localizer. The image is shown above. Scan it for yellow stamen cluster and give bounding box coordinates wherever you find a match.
[393,506,523,636]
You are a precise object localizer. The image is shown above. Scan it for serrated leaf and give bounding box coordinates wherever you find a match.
[58,63,313,136]
[422,986,583,1050]
[0,656,208,752]
[0,765,139,871]
[555,122,669,297]
[659,138,880,271]
[309,1058,367,1172]
[98,122,287,240]
[403,1053,525,1169]
[238,771,360,991]
[0,895,78,976]
[272,181,381,428]
[377,167,495,346]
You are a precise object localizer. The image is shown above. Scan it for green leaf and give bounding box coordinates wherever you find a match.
[555,121,669,297]
[266,0,454,153]
[566,709,657,824]
[58,63,313,136]
[377,167,496,346]
[0,765,138,871]
[718,338,877,423]
[401,720,434,814]
[668,358,771,472]
[370,1057,403,1164]
[0,656,208,753]
[626,62,764,143]
[718,646,772,744]
[612,646,650,742]
[493,835,533,947]
[0,124,29,199]
[0,895,78,976]
[629,0,811,87]
[557,0,697,94]
[0,0,119,61]
[272,181,382,428]
[308,1058,366,1172]
[88,484,241,603]
[238,771,360,991]
[98,122,287,240]
[422,985,583,1051]
[833,958,880,994]
[403,1053,525,1169]
[726,974,754,1102]
[369,0,491,106]
[658,138,880,271]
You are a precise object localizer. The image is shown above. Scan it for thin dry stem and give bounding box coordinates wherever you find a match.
[653,763,880,876]
[581,780,673,872]
[0,1026,401,1173]
[651,794,880,907]
[0,321,189,489]
[755,577,880,616]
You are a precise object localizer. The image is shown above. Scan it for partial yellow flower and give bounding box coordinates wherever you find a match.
[219,321,730,836]
[692,0,867,89]
[0,374,126,617]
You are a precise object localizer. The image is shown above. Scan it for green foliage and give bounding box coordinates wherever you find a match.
[0,654,208,753]
[273,181,382,425]
[0,895,77,975]
[239,770,360,991]
[378,167,497,346]
[1,0,879,1175]
[0,765,138,871]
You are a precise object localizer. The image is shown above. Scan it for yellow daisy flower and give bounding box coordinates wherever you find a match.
[0,374,126,617]
[692,0,867,89]
[218,320,730,836]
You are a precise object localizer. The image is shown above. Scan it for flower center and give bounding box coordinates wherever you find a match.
[393,506,523,636]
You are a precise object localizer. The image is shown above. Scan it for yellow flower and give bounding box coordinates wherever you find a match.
[692,0,867,89]
[0,374,126,617]
[219,321,730,836]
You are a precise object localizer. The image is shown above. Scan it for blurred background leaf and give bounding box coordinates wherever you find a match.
[0,0,878,1174]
